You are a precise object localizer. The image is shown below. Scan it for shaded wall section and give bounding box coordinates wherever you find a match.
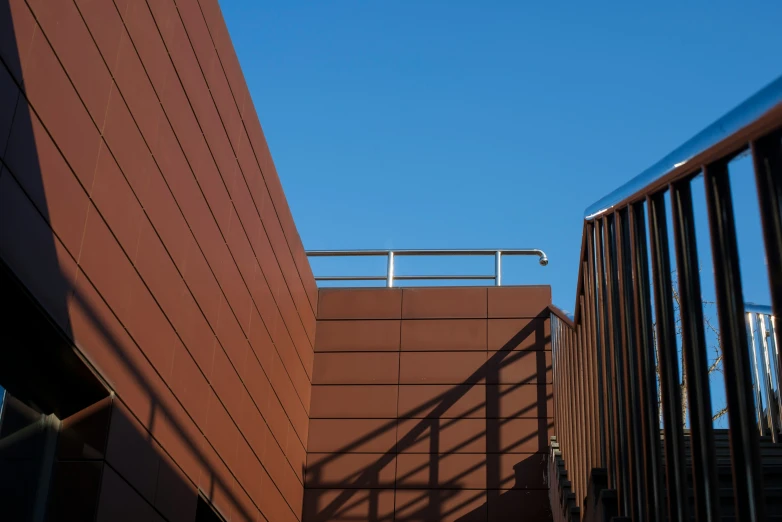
[304,286,554,522]
[0,0,316,520]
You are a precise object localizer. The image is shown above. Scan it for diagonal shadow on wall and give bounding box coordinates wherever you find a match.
[304,317,554,522]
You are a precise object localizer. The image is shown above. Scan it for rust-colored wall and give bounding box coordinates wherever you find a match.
[305,287,554,522]
[0,0,315,520]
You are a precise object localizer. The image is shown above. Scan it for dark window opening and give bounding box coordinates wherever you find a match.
[0,259,111,521]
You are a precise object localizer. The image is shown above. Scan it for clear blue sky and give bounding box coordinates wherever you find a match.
[221,2,782,313]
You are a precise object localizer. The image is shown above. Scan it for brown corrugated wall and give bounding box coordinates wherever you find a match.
[305,286,554,522]
[0,0,316,520]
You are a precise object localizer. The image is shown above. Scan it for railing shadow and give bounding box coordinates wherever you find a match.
[0,0,265,518]
[304,317,554,522]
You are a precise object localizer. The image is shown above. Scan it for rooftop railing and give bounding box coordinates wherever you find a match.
[306,248,548,287]
[551,74,782,522]
[746,303,781,439]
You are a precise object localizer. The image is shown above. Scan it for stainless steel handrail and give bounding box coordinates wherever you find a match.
[746,302,774,315]
[746,304,781,440]
[306,248,548,288]
[584,74,782,220]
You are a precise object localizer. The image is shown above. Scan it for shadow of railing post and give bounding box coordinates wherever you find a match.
[305,315,553,522]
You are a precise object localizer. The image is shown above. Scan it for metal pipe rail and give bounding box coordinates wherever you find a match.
[746,303,781,441]
[552,73,782,522]
[305,248,548,287]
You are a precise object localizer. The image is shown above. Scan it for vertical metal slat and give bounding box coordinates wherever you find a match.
[587,225,608,466]
[576,324,584,501]
[758,315,780,440]
[580,263,597,478]
[603,214,630,513]
[752,132,782,408]
[595,219,617,488]
[670,178,720,522]
[647,192,690,522]
[703,160,766,522]
[583,231,603,471]
[616,207,644,522]
[747,312,767,434]
[629,201,664,522]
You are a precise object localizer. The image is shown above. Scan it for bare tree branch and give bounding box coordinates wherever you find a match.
[713,406,728,422]
[655,269,726,428]
[708,354,724,375]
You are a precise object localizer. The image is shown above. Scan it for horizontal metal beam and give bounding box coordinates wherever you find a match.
[745,302,774,315]
[313,276,387,281]
[314,274,496,282]
[306,248,546,256]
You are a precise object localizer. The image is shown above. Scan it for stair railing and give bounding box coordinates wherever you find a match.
[551,74,782,522]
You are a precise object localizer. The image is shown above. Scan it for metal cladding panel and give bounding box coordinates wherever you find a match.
[0,0,316,520]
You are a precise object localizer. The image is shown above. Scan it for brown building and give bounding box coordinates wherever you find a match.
[0,1,553,521]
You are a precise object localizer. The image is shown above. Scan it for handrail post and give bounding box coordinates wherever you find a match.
[759,315,780,440]
[495,251,502,286]
[747,313,766,434]
[769,316,782,434]
[386,251,395,288]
